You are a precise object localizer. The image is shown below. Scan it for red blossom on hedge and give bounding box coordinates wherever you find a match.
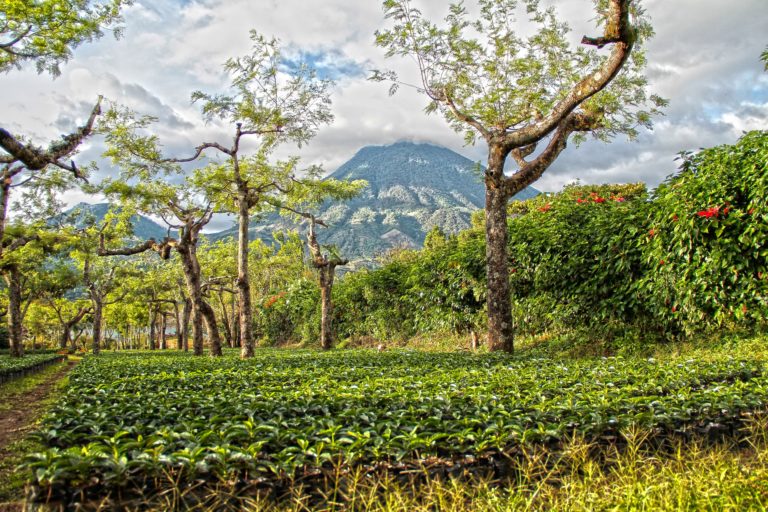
[593,196,606,203]
[648,228,656,238]
[576,198,587,204]
[538,203,552,212]
[659,259,665,265]
[696,206,720,218]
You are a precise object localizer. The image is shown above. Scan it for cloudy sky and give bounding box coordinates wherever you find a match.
[3,0,767,230]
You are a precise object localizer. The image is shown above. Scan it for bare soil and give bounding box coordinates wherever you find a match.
[0,360,76,511]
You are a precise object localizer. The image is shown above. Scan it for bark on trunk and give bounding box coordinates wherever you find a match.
[318,268,335,350]
[174,301,183,350]
[149,307,156,350]
[200,301,222,356]
[218,291,233,348]
[160,313,167,350]
[181,299,191,352]
[92,300,103,355]
[4,266,24,357]
[485,147,514,353]
[178,240,221,356]
[237,197,255,358]
[232,296,240,348]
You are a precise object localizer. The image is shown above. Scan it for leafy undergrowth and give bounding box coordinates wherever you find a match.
[0,353,64,381]
[22,339,768,508]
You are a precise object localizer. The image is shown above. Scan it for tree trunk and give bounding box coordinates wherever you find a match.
[218,291,233,348]
[232,296,240,348]
[485,147,514,353]
[237,197,255,358]
[319,267,335,350]
[181,298,191,352]
[4,266,24,357]
[92,299,103,355]
[148,307,156,350]
[59,326,70,350]
[174,301,183,350]
[200,301,222,356]
[160,313,167,350]
[177,243,221,356]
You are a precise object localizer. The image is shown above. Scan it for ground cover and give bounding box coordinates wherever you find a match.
[0,353,65,383]
[23,346,768,507]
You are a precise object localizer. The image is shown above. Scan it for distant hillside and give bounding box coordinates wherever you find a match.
[61,203,169,241]
[209,141,539,261]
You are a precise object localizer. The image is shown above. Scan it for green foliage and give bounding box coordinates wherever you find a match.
[642,130,768,335]
[0,353,62,378]
[191,32,333,148]
[0,0,130,76]
[24,349,768,502]
[373,0,665,145]
[506,183,653,335]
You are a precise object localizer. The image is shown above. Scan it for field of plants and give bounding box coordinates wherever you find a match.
[0,353,64,382]
[25,348,768,505]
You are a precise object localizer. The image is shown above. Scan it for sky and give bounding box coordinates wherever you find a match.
[2,0,767,231]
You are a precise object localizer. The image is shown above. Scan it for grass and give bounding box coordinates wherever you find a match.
[0,360,70,504]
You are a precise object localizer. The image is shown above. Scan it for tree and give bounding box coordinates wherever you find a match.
[183,34,334,358]
[306,217,347,350]
[0,0,129,76]
[374,0,665,352]
[96,159,224,356]
[0,0,128,356]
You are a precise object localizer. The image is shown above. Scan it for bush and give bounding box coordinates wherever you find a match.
[643,130,768,335]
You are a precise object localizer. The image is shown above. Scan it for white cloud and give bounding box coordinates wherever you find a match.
[1,0,766,216]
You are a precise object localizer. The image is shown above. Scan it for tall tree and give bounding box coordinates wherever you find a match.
[307,217,347,350]
[99,33,338,358]
[374,0,665,352]
[96,161,224,356]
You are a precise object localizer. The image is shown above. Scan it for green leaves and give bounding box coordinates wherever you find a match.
[642,131,768,335]
[25,349,768,500]
[0,0,130,76]
[374,0,663,144]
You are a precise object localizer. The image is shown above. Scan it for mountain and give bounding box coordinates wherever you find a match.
[61,203,169,241]
[210,141,539,261]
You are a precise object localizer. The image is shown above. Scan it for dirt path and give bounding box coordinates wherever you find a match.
[0,360,75,450]
[0,359,76,510]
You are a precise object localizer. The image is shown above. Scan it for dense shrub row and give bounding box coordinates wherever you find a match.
[257,131,767,345]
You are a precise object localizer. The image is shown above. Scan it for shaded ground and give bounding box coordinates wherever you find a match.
[0,360,75,510]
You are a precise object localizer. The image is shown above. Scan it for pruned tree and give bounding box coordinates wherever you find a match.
[99,33,335,358]
[373,0,666,352]
[96,163,224,356]
[307,217,347,350]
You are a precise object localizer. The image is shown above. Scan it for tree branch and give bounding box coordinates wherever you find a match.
[503,113,601,197]
[503,0,633,148]
[0,96,102,172]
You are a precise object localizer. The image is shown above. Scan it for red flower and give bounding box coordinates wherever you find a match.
[659,259,665,265]
[538,203,552,212]
[593,196,606,203]
[612,196,626,202]
[696,206,720,218]
[576,198,587,204]
[648,228,656,238]
[672,214,679,222]
[671,305,678,313]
